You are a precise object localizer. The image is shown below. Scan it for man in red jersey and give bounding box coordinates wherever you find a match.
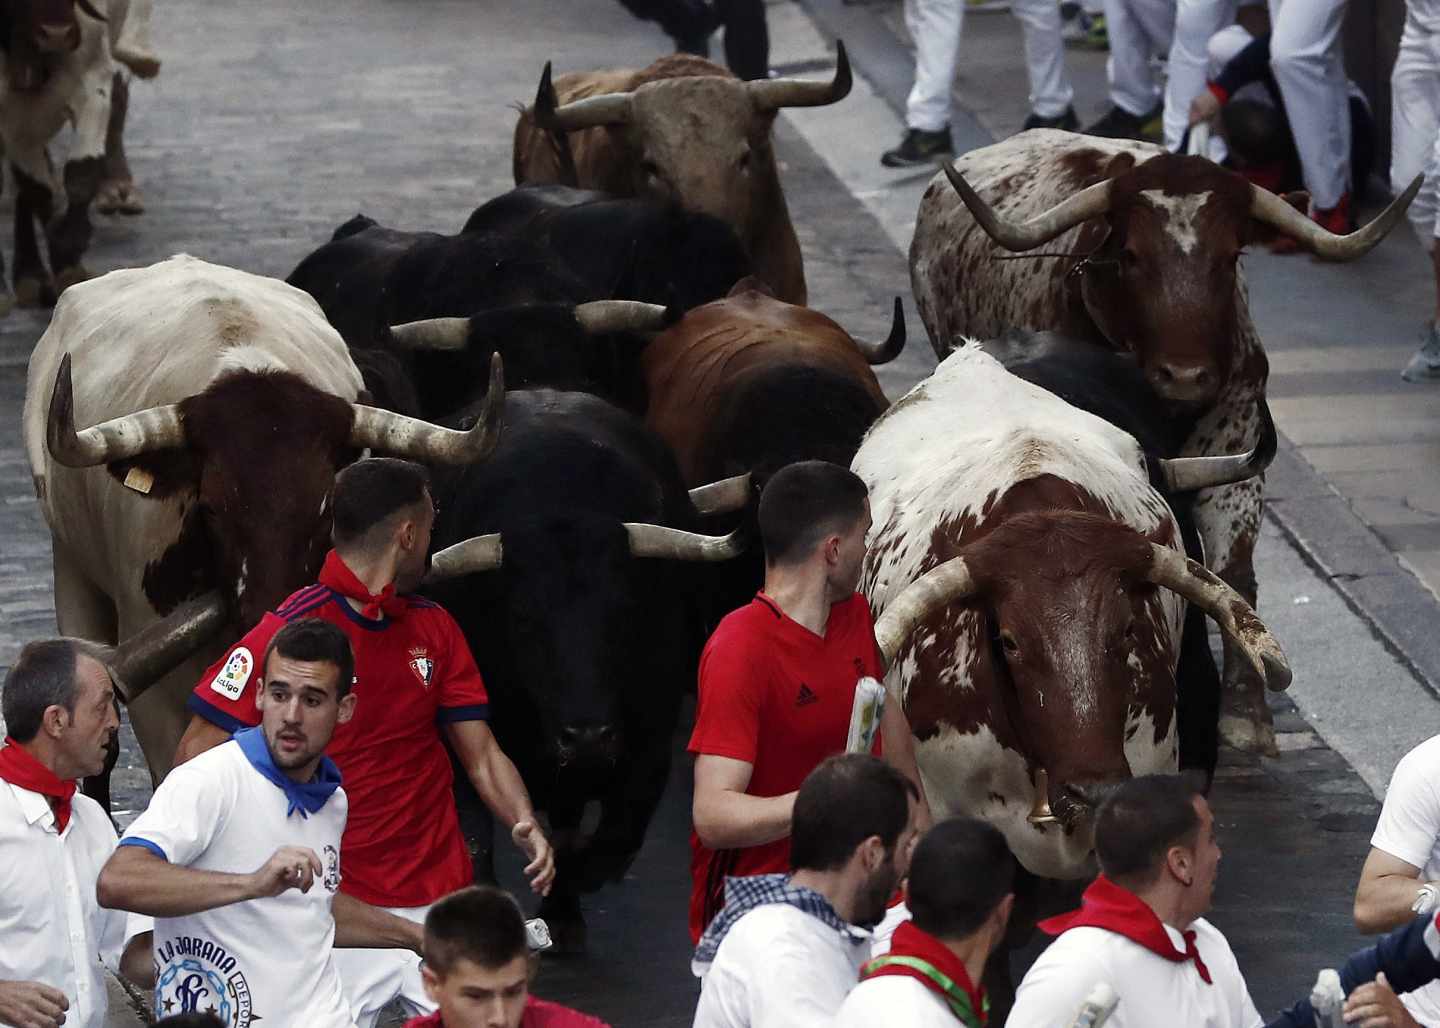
[688,460,927,943]
[172,457,554,1028]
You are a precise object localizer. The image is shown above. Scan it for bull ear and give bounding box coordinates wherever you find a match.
[104,450,200,500]
[1246,190,1309,246]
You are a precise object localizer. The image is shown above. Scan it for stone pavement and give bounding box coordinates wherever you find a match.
[0,0,1426,1025]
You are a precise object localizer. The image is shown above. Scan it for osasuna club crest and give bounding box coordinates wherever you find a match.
[408,647,434,689]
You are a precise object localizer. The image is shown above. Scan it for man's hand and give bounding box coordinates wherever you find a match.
[248,845,323,899]
[513,820,555,896]
[1344,974,1421,1027]
[0,980,70,1028]
[1189,89,1221,127]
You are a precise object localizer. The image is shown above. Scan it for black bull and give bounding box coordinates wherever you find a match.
[422,389,733,948]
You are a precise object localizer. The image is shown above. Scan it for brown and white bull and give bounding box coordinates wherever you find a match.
[0,0,159,305]
[855,346,1289,883]
[910,129,1416,754]
[512,46,853,306]
[23,254,506,796]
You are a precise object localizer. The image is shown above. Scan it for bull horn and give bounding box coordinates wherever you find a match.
[75,0,106,21]
[425,534,504,583]
[873,556,979,669]
[689,472,752,515]
[105,592,228,704]
[624,524,746,561]
[942,163,1114,252]
[1157,398,1277,492]
[749,40,852,110]
[535,65,634,132]
[349,353,504,465]
[1144,544,1292,691]
[47,353,186,467]
[573,300,671,335]
[389,318,470,351]
[854,297,906,365]
[1249,174,1422,261]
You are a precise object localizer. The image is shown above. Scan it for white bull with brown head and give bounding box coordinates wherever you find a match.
[910,129,1417,755]
[23,254,506,797]
[511,46,852,306]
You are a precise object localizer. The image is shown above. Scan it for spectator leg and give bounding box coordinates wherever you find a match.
[1102,0,1173,116]
[1390,26,1440,255]
[1269,0,1351,210]
[717,0,769,81]
[1165,0,1237,150]
[904,0,964,131]
[1011,0,1075,118]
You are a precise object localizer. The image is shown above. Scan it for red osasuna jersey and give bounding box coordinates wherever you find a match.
[186,558,489,908]
[687,592,884,942]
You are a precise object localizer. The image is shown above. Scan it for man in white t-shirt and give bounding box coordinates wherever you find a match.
[97,619,425,1028]
[1008,774,1262,1028]
[691,754,923,1028]
[1355,733,1440,1023]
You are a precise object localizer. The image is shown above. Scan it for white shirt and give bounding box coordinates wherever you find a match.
[0,781,148,1028]
[121,738,354,1028]
[1371,733,1440,1024]
[834,975,959,1028]
[1007,920,1262,1028]
[870,901,910,957]
[692,904,869,1028]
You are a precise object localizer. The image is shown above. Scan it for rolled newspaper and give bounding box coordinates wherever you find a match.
[1068,982,1119,1028]
[846,676,887,754]
[1310,969,1344,1028]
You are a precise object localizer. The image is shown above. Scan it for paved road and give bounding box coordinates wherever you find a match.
[0,1,1434,1025]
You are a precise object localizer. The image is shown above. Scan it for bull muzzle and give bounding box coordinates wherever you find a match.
[553,721,623,770]
[1145,359,1220,411]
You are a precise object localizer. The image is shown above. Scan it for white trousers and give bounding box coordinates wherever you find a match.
[1391,15,1440,247]
[1164,0,1238,149]
[904,0,1075,129]
[1268,0,1351,208]
[1103,0,1174,117]
[333,904,437,1028]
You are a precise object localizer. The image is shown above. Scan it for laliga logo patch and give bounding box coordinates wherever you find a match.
[408,647,434,689]
[209,647,253,701]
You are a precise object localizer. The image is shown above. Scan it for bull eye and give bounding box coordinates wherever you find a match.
[737,148,751,172]
[999,630,1019,656]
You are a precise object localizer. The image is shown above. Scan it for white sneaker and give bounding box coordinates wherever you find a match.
[1401,322,1440,382]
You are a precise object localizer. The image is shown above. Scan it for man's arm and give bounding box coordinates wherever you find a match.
[119,932,154,988]
[332,892,424,952]
[444,719,555,896]
[173,713,231,766]
[692,754,794,851]
[1356,848,1433,934]
[98,843,322,917]
[879,694,931,829]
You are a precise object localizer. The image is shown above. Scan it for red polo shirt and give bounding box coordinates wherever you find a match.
[404,997,609,1027]
[687,592,884,942]
[186,551,488,908]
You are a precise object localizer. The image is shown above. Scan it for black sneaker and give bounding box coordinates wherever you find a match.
[1022,106,1079,131]
[881,127,954,168]
[1083,104,1161,141]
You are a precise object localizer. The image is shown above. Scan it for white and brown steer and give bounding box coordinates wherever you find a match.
[855,346,1290,885]
[910,128,1417,755]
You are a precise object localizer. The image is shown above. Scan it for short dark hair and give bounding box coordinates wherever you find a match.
[791,754,915,872]
[758,461,868,566]
[262,619,355,699]
[2,639,85,743]
[332,457,431,550]
[908,818,1015,939]
[1221,99,1288,167]
[424,886,527,976]
[1095,773,1206,888]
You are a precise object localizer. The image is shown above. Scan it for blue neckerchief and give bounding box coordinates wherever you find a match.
[233,726,342,819]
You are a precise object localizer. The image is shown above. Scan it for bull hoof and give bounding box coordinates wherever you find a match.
[55,266,93,295]
[14,276,56,308]
[1219,713,1278,757]
[113,48,161,79]
[96,180,146,216]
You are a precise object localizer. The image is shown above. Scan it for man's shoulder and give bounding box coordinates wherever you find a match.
[70,791,119,839]
[167,737,244,784]
[839,976,950,1024]
[1397,734,1440,777]
[721,903,848,959]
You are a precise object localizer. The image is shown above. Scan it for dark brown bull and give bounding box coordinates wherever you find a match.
[512,46,852,305]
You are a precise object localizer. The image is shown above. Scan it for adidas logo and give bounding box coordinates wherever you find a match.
[796,683,819,707]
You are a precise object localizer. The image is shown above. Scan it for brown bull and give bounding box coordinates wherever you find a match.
[512,46,853,306]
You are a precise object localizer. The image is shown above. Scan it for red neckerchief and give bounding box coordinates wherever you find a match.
[862,921,988,1024]
[0,737,77,833]
[319,549,408,620]
[1039,875,1212,984]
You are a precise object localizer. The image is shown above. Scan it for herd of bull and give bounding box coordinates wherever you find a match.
[8,23,1425,984]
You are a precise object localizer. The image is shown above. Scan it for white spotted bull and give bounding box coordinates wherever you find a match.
[909,129,1417,754]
